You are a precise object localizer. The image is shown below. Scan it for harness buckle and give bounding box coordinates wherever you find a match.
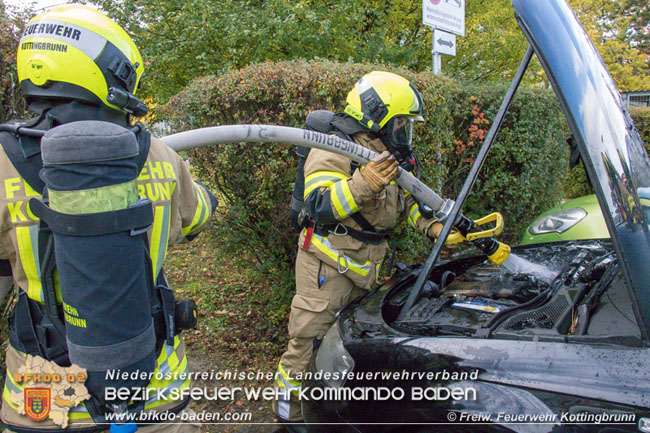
[331,223,349,236]
[337,254,350,274]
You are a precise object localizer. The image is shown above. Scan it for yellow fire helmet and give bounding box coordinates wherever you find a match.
[17,5,145,115]
[344,71,424,134]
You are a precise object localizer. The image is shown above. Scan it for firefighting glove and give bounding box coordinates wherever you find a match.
[428,222,461,250]
[428,222,444,239]
[360,151,399,193]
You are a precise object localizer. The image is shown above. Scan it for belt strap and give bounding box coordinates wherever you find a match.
[314,223,391,244]
[29,198,153,236]
[157,285,177,346]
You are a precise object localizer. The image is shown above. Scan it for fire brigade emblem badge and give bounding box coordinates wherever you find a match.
[25,388,51,421]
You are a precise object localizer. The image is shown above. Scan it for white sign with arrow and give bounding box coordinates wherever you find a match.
[433,29,456,56]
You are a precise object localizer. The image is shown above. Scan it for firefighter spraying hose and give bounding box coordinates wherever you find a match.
[165,71,517,429]
[161,124,511,264]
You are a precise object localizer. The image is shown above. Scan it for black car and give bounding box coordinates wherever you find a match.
[302,1,650,431]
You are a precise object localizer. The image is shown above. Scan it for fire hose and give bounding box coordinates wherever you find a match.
[161,124,510,264]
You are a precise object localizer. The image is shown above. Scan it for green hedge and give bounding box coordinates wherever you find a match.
[630,108,650,148]
[160,60,568,288]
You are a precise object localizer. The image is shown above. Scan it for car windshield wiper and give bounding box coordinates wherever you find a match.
[576,257,619,335]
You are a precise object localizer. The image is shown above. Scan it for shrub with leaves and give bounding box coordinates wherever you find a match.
[161,60,568,290]
[0,5,28,122]
[630,108,650,148]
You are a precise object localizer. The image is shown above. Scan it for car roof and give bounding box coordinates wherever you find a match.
[513,0,650,340]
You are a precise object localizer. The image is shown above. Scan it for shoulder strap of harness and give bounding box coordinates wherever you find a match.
[300,111,388,238]
[0,131,45,193]
[0,122,151,195]
[132,123,151,173]
[329,128,382,234]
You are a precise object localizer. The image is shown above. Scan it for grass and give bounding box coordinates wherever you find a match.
[164,221,291,432]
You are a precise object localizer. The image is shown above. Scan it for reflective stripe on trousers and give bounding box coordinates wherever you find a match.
[275,361,302,421]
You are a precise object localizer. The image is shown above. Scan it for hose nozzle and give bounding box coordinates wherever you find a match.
[473,237,511,265]
[488,241,511,265]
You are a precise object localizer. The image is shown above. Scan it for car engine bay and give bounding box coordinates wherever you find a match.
[384,241,641,344]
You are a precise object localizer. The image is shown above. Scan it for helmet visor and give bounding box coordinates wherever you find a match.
[387,116,415,148]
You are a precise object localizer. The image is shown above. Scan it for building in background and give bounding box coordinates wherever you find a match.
[623,91,650,108]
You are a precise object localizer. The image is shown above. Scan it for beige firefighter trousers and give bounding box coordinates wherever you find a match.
[273,248,367,421]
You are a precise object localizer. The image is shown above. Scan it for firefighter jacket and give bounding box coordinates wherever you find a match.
[300,132,437,289]
[0,134,215,430]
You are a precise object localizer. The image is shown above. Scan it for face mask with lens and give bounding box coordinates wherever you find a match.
[381,116,416,172]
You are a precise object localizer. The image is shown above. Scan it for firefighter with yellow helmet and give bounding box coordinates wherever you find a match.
[274,71,445,430]
[1,5,216,432]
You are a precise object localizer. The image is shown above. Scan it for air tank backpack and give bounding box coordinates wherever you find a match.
[18,120,194,427]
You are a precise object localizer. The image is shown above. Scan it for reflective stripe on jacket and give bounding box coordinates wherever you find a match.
[301,132,437,288]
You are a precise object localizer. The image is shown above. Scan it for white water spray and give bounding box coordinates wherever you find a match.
[502,253,558,284]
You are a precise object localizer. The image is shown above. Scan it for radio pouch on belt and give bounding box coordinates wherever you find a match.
[29,120,157,416]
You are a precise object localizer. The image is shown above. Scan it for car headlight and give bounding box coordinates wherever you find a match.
[529,207,587,234]
[314,321,354,388]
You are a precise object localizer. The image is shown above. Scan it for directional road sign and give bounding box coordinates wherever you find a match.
[433,29,456,56]
[422,0,465,36]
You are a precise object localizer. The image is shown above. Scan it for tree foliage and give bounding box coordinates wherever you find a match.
[91,0,429,102]
[569,0,650,91]
[445,0,541,83]
[89,0,648,104]
[626,0,649,57]
[0,3,29,122]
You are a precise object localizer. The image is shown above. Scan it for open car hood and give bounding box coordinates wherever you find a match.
[513,0,650,339]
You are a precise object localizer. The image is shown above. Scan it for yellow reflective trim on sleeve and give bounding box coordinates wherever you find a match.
[148,350,188,390]
[68,406,93,420]
[144,375,191,410]
[165,336,182,372]
[330,179,359,219]
[149,204,171,282]
[408,203,421,229]
[16,225,42,303]
[5,367,23,393]
[3,387,19,410]
[173,352,188,379]
[167,351,180,371]
[304,171,348,198]
[182,182,210,236]
[174,334,182,350]
[311,233,371,277]
[143,336,190,410]
[156,342,168,366]
[149,354,189,389]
